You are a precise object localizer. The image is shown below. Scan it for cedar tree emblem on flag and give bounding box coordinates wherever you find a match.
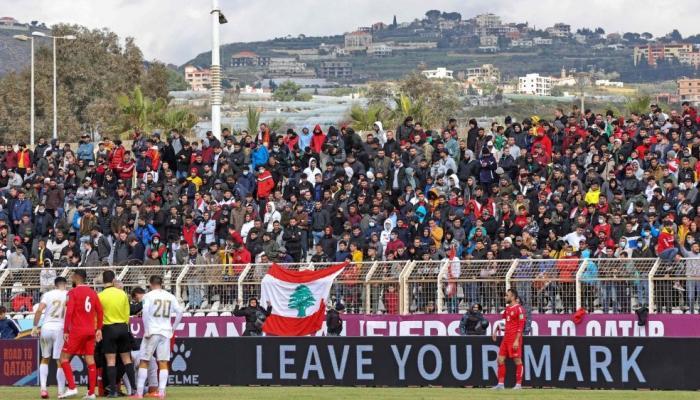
[260,261,348,336]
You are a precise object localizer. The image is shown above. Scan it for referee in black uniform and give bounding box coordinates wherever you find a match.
[98,271,136,397]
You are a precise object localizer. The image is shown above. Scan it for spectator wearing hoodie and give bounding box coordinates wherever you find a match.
[0,306,19,339]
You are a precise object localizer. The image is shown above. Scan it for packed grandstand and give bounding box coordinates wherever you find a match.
[1,104,700,317]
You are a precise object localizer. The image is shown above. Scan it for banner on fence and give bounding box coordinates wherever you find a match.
[0,339,37,386]
[163,336,700,389]
[128,314,700,338]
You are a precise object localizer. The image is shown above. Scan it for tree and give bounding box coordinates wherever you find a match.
[667,29,683,42]
[0,23,169,139]
[272,80,311,101]
[467,84,478,96]
[288,284,315,317]
[116,85,167,135]
[364,82,393,106]
[158,108,197,135]
[246,106,261,134]
[595,27,605,35]
[425,10,441,21]
[348,104,386,131]
[167,68,189,91]
[442,12,461,21]
[550,86,564,97]
[625,96,651,115]
[392,15,397,28]
[141,62,170,100]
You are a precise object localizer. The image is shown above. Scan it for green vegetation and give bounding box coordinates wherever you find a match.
[0,23,175,141]
[246,106,261,134]
[349,72,462,131]
[0,387,694,400]
[625,95,652,115]
[272,80,312,102]
[115,86,196,137]
[349,103,386,131]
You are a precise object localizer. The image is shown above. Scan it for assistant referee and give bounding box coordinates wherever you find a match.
[99,270,136,397]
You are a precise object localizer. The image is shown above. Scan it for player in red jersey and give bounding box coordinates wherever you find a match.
[491,288,525,390]
[58,269,104,399]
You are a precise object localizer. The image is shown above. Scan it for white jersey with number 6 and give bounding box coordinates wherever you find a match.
[40,289,67,331]
[142,289,183,339]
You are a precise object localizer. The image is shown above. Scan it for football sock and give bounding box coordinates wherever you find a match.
[148,359,158,388]
[87,363,97,395]
[57,366,66,394]
[124,363,137,394]
[39,363,48,390]
[158,369,169,396]
[515,363,524,385]
[136,367,148,396]
[123,373,132,395]
[107,366,117,394]
[61,361,76,390]
[497,363,506,385]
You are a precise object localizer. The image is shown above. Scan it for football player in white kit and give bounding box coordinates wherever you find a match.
[31,276,69,399]
[130,275,183,399]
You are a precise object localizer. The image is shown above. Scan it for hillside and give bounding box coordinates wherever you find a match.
[179,11,700,84]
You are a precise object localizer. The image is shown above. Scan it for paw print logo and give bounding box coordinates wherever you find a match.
[70,356,84,372]
[171,343,191,372]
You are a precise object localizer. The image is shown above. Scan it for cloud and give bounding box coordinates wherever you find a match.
[2,0,699,65]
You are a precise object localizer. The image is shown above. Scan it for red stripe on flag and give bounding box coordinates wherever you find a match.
[266,261,348,283]
[262,300,326,336]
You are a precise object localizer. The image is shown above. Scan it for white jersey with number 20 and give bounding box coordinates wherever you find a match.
[40,289,67,331]
[141,289,183,338]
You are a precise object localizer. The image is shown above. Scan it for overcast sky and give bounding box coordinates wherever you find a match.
[3,0,699,65]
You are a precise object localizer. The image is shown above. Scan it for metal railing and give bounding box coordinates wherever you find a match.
[1,258,699,315]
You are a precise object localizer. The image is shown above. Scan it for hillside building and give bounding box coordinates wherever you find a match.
[318,61,352,79]
[518,73,552,96]
[344,31,372,51]
[230,51,270,68]
[184,65,211,91]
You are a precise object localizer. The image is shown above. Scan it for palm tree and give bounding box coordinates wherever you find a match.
[159,108,197,134]
[246,106,261,134]
[625,95,651,116]
[116,85,166,134]
[268,117,286,133]
[348,103,386,131]
[390,93,427,128]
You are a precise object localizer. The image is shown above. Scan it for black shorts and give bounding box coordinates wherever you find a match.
[101,323,132,354]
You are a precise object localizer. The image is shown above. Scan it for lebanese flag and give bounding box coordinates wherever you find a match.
[260,261,348,336]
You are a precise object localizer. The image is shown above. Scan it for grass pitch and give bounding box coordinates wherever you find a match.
[0,386,696,399]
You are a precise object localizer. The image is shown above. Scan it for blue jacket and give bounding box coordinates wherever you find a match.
[77,142,94,161]
[251,146,269,170]
[0,317,19,339]
[134,224,157,247]
[11,199,31,222]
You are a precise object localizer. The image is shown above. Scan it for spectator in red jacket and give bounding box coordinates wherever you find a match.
[256,166,275,201]
[657,221,678,261]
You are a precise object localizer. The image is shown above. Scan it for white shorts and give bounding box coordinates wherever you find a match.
[139,334,170,362]
[40,328,64,360]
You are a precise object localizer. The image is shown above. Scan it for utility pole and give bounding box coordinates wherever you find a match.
[211,0,227,140]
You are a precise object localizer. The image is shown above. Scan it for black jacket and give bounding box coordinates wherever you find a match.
[233,303,272,335]
[326,309,343,335]
[459,311,488,335]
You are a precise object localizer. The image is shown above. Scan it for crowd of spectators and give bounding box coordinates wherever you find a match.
[1,101,700,314]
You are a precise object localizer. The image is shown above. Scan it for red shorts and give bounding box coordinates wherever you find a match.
[498,336,522,359]
[62,331,96,356]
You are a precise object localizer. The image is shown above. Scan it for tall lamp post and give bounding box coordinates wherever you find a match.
[211,0,227,140]
[12,34,35,148]
[31,31,76,141]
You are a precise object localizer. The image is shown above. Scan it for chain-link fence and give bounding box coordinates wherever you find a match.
[1,258,698,316]
[441,259,514,314]
[652,258,700,314]
[366,261,409,314]
[581,258,658,314]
